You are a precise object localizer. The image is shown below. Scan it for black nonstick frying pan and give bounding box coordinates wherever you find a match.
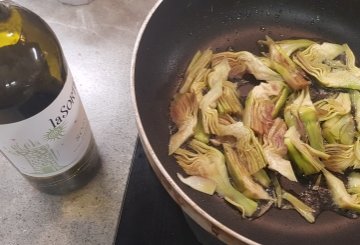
[132,0,360,244]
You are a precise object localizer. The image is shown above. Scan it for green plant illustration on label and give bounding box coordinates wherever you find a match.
[44,123,66,141]
[7,140,61,174]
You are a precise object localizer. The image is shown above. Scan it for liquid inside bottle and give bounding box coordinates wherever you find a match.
[0,2,100,194]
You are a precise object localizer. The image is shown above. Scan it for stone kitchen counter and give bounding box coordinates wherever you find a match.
[0,0,157,244]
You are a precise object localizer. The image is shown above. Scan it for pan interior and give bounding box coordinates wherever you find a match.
[135,0,360,244]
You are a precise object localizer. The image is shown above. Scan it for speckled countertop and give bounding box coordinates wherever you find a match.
[0,0,157,244]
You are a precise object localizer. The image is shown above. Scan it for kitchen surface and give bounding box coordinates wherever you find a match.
[0,0,157,244]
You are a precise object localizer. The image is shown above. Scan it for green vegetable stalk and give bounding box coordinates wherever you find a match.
[282,191,315,223]
[298,88,324,152]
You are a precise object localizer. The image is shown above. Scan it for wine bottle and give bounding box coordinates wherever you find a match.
[0,1,100,194]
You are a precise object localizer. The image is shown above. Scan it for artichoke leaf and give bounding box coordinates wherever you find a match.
[263,118,288,156]
[213,51,283,82]
[264,148,297,182]
[284,92,306,140]
[189,68,211,103]
[212,52,247,79]
[177,173,216,195]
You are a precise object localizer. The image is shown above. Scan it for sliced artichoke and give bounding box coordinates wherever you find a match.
[263,118,297,182]
[180,49,213,93]
[169,92,198,155]
[223,143,271,200]
[275,38,316,57]
[284,126,327,175]
[294,42,360,90]
[260,36,310,90]
[218,122,268,175]
[322,114,355,145]
[213,51,283,82]
[314,93,351,121]
[200,59,231,134]
[322,169,360,213]
[243,81,289,135]
[217,81,243,115]
[174,140,258,217]
[324,144,354,173]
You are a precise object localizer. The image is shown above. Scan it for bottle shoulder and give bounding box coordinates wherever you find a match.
[0,3,67,124]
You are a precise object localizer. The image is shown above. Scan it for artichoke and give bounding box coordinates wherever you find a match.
[200,59,231,134]
[314,93,351,121]
[294,42,360,90]
[180,49,213,93]
[284,126,327,175]
[243,81,289,135]
[174,140,258,217]
[169,92,198,155]
[260,36,310,90]
[223,143,271,200]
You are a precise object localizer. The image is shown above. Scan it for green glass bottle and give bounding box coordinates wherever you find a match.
[0,1,100,194]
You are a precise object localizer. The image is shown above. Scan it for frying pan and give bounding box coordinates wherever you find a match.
[131,0,360,244]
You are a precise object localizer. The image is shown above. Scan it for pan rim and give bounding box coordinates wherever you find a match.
[130,1,259,244]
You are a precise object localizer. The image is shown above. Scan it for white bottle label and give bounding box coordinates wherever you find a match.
[0,72,92,177]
